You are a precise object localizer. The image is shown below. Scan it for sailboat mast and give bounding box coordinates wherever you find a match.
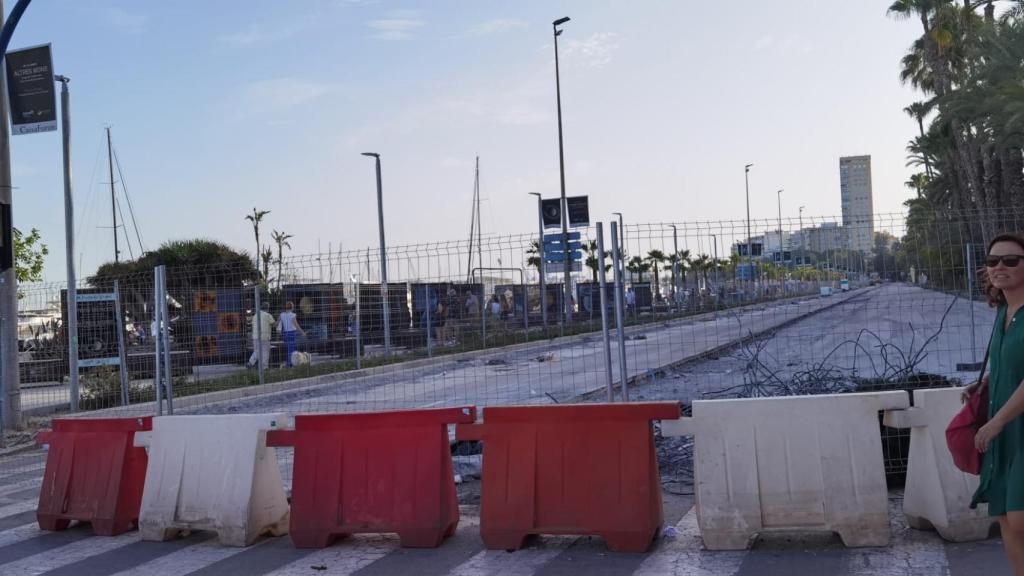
[107,127,119,263]
[475,156,482,283]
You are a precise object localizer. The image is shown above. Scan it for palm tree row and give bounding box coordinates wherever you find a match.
[245,207,294,289]
[888,0,1024,242]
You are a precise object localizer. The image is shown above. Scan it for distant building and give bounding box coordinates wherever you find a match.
[839,155,875,253]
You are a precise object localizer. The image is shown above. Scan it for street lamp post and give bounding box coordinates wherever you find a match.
[362,152,390,357]
[529,192,548,329]
[553,16,572,326]
[744,164,754,293]
[711,233,719,292]
[612,212,624,259]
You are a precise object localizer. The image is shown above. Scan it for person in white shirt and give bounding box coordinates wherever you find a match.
[277,301,306,368]
[248,302,275,369]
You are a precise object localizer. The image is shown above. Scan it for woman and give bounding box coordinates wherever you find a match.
[966,233,1024,573]
[277,301,306,368]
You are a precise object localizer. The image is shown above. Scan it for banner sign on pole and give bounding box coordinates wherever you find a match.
[5,44,57,135]
[566,196,589,228]
[61,288,124,368]
[541,198,562,229]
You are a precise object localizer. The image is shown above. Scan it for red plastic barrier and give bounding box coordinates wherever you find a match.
[267,406,475,548]
[35,417,152,536]
[456,402,680,553]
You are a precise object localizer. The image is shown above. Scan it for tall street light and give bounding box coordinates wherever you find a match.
[529,192,548,328]
[553,15,572,325]
[362,152,390,357]
[744,164,754,291]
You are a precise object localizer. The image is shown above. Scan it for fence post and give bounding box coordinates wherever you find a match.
[425,286,433,357]
[254,286,265,387]
[159,266,173,414]
[610,222,629,402]
[966,243,977,363]
[354,280,362,370]
[153,267,163,415]
[113,280,130,406]
[596,223,614,402]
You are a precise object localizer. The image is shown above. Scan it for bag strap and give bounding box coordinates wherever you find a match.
[978,329,993,386]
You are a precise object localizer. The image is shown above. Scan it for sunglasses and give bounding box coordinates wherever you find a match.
[986,255,1024,268]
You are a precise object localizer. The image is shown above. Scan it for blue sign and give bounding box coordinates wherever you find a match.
[543,251,583,263]
[543,240,582,252]
[544,232,581,242]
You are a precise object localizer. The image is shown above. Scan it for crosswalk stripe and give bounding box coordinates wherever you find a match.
[0,529,139,575]
[107,537,249,576]
[447,535,574,576]
[840,504,952,576]
[0,499,39,519]
[264,534,399,576]
[0,522,43,548]
[269,516,482,576]
[633,507,746,576]
[0,478,42,499]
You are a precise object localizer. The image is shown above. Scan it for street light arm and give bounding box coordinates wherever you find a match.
[0,0,33,57]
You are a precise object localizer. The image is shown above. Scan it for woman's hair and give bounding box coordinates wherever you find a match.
[285,301,294,311]
[981,233,1024,306]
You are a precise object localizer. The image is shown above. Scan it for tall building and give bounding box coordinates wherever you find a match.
[839,155,875,253]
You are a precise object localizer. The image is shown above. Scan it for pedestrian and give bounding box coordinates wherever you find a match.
[489,294,501,320]
[625,286,636,315]
[435,301,450,345]
[277,301,306,368]
[465,291,480,318]
[248,301,274,370]
[965,233,1024,573]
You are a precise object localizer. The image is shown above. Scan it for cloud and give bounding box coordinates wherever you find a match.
[466,18,528,37]
[366,10,425,40]
[219,24,294,46]
[564,32,621,69]
[240,78,337,113]
[105,7,148,35]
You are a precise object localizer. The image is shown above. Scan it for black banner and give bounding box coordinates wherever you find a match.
[541,198,561,229]
[5,44,57,135]
[566,195,589,227]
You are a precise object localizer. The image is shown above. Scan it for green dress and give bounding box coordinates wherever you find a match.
[972,304,1024,516]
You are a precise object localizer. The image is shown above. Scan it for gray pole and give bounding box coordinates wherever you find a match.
[158,267,172,414]
[777,189,783,292]
[363,153,390,357]
[596,223,614,401]
[671,224,679,312]
[799,206,805,267]
[966,244,977,363]
[153,267,163,415]
[113,280,129,406]
[530,193,547,330]
[0,1,20,431]
[254,286,265,387]
[55,76,79,412]
[610,222,629,401]
[553,17,573,327]
[712,233,719,293]
[354,277,362,369]
[744,164,753,294]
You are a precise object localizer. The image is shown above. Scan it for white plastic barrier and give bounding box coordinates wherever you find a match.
[662,391,908,550]
[135,414,290,546]
[883,387,996,542]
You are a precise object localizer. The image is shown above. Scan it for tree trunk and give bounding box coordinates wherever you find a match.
[1002,146,1024,222]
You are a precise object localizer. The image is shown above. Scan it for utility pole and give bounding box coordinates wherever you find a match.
[553,16,572,326]
[57,75,78,411]
[744,164,754,293]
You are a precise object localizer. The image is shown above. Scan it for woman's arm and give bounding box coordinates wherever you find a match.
[976,378,1024,452]
[294,317,306,337]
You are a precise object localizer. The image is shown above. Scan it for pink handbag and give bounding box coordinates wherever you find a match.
[945,347,990,475]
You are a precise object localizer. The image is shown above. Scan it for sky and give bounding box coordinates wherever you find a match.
[4,1,924,282]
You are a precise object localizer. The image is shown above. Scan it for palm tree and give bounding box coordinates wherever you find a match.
[626,256,649,283]
[583,240,611,283]
[646,250,667,301]
[271,229,293,290]
[903,101,934,176]
[260,245,274,284]
[245,208,271,277]
[525,240,543,275]
[692,254,712,291]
